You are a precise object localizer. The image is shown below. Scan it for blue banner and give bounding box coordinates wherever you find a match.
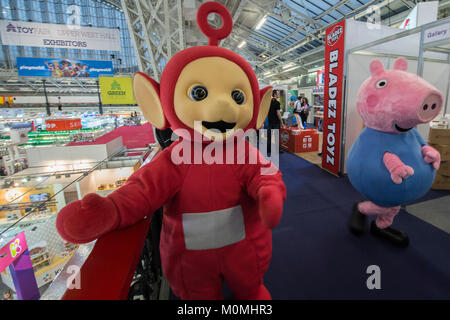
[17,57,114,78]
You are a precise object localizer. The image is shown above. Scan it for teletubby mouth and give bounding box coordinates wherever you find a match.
[395,124,413,132]
[202,120,236,133]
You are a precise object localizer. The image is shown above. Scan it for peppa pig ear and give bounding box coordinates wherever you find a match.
[256,86,273,129]
[393,57,408,71]
[133,72,168,130]
[369,59,384,76]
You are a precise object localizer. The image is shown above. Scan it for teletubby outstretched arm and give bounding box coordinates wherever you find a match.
[56,147,184,244]
[383,152,414,184]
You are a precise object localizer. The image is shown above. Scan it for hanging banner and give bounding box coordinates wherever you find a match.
[316,70,325,87]
[0,232,40,300]
[99,77,136,105]
[45,118,82,131]
[322,20,346,175]
[0,20,120,51]
[17,57,113,78]
[0,232,29,273]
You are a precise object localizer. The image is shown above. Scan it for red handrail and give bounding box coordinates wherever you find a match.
[62,217,151,300]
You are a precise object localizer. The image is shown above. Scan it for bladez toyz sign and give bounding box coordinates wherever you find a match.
[322,21,345,175]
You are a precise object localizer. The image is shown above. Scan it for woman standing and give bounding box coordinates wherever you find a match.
[300,97,310,128]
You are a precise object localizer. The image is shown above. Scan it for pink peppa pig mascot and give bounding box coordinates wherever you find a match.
[346,58,443,247]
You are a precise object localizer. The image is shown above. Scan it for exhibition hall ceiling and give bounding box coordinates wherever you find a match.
[0,0,448,94]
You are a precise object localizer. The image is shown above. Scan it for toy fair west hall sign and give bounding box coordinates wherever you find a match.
[322,20,346,175]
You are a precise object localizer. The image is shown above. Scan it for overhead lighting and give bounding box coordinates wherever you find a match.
[255,15,267,30]
[36,177,43,182]
[282,66,301,73]
[263,71,272,76]
[282,63,295,69]
[238,41,246,48]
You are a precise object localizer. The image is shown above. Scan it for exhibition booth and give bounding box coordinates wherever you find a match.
[321,17,450,178]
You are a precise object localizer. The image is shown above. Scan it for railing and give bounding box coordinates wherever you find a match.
[0,143,164,300]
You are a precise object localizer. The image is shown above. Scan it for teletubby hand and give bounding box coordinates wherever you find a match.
[422,145,441,170]
[56,193,120,244]
[257,186,284,229]
[390,165,414,184]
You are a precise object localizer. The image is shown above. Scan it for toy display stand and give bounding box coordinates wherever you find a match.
[280,125,319,153]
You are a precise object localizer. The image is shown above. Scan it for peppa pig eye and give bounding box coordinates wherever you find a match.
[189,85,208,101]
[376,80,387,88]
[231,89,245,105]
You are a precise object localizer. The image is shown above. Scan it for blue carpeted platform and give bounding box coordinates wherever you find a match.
[266,152,450,299]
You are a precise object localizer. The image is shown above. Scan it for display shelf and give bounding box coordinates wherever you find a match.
[0,213,54,230]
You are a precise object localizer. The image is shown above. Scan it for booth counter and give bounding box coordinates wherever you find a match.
[280,127,320,153]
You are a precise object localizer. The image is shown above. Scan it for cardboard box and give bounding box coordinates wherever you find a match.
[428,127,450,145]
[431,172,450,190]
[280,128,319,153]
[429,143,450,161]
[438,161,450,177]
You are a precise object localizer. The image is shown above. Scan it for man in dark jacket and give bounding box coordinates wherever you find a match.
[267,89,284,156]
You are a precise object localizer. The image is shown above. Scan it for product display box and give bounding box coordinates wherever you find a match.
[280,127,319,153]
[432,172,450,190]
[428,127,450,145]
[428,125,450,190]
[429,143,450,161]
[439,161,450,176]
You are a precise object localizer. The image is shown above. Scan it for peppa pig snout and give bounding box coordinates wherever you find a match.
[417,92,442,123]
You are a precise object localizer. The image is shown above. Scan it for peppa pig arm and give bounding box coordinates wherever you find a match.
[383,152,414,184]
[421,145,441,170]
[411,129,441,169]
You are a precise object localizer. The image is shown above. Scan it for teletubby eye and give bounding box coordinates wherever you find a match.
[231,89,245,105]
[376,80,387,88]
[189,85,208,101]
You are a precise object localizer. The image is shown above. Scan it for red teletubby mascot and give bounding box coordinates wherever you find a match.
[56,2,286,300]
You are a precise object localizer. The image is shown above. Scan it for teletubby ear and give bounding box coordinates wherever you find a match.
[393,57,408,71]
[256,86,273,129]
[369,59,384,76]
[133,72,168,129]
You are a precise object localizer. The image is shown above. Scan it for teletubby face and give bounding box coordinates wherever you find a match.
[173,57,254,141]
[132,2,273,144]
[357,58,443,134]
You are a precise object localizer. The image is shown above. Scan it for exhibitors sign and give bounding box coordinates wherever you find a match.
[322,20,345,175]
[17,57,114,78]
[0,20,120,51]
[99,77,136,105]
